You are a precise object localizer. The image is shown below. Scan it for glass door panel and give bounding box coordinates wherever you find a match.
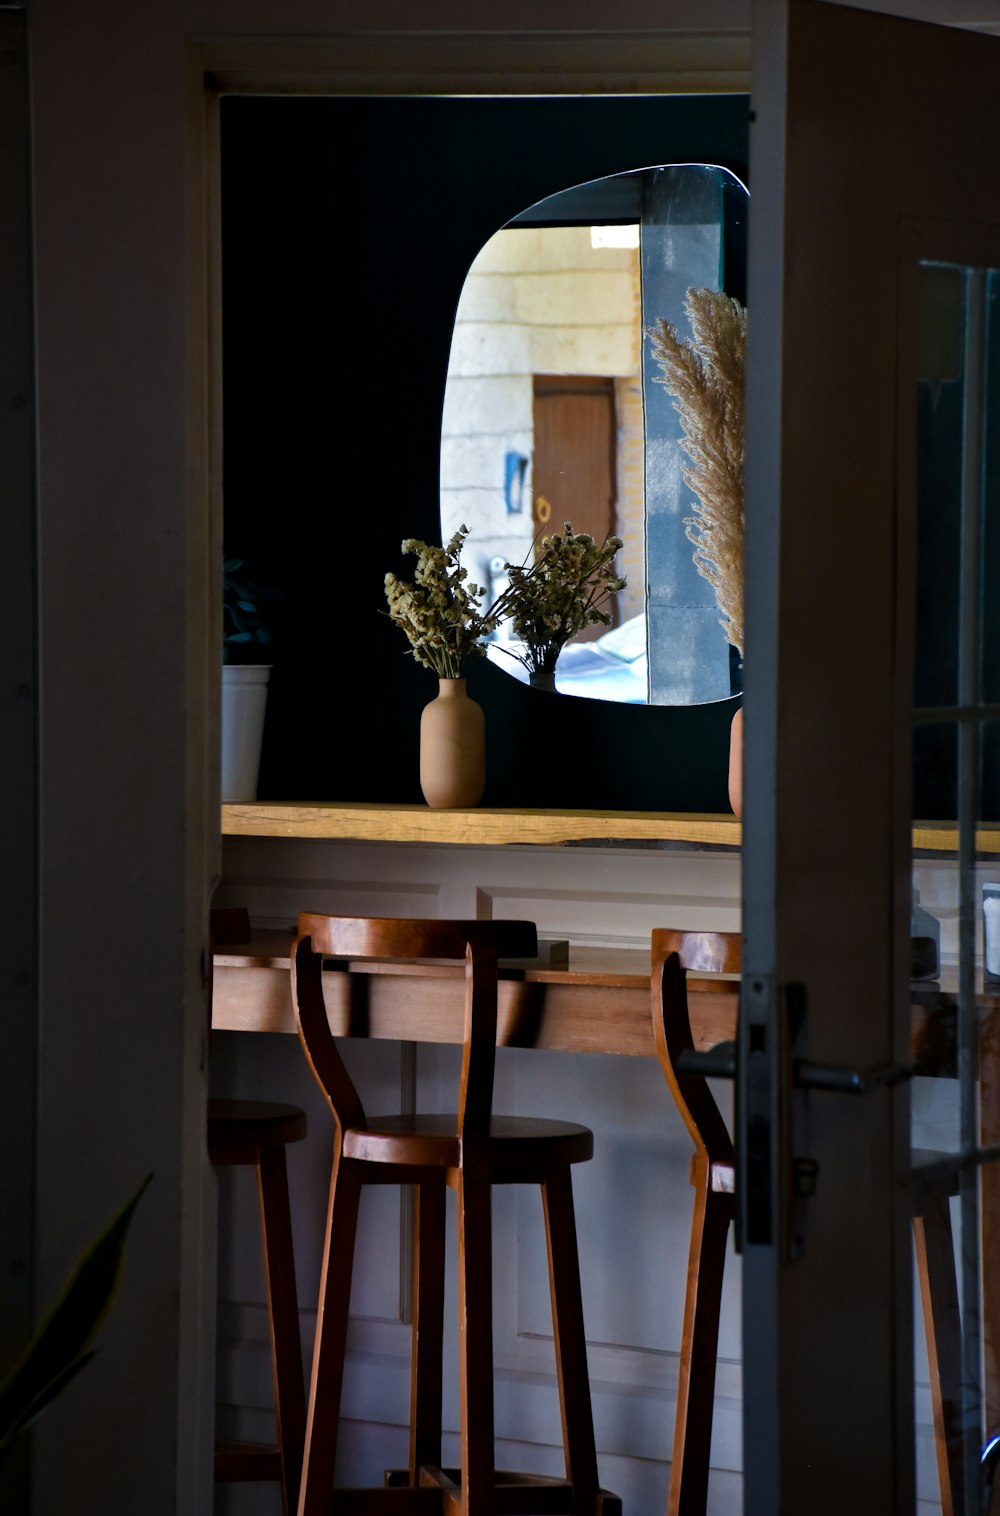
[911,260,1000,1515]
[744,3,1000,1509]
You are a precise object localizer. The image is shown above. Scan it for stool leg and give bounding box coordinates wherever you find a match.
[299,1152,362,1516]
[668,1175,733,1516]
[913,1182,964,1516]
[256,1143,307,1516]
[540,1168,599,1515]
[410,1177,446,1479]
[456,1168,495,1516]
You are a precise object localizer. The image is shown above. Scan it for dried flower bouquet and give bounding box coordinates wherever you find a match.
[384,525,498,679]
[385,521,627,686]
[647,286,746,658]
[497,524,626,680]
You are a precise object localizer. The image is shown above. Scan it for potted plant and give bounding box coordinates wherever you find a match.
[384,526,498,808]
[222,556,283,803]
[495,523,626,692]
[647,287,746,814]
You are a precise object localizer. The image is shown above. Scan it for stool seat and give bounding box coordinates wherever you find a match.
[343,1114,594,1171]
[208,1098,308,1152]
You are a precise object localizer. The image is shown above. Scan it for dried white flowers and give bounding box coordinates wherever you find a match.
[647,287,746,659]
[384,526,498,679]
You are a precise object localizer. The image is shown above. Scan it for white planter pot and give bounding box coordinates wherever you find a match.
[221,664,271,801]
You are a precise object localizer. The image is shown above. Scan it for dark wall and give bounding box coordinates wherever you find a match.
[221,95,749,809]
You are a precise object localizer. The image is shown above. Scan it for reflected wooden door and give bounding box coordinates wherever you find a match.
[532,374,618,639]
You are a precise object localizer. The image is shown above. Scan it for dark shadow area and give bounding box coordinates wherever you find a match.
[221,95,750,809]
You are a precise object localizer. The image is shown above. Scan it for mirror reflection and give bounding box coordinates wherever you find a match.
[440,163,747,705]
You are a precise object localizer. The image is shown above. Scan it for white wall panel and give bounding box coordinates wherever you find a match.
[221,835,742,938]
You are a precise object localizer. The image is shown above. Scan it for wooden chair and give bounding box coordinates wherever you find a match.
[291,914,621,1516]
[651,928,964,1516]
[209,905,308,1516]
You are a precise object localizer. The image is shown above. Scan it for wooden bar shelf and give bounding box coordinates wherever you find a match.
[221,802,1000,853]
[221,803,743,848]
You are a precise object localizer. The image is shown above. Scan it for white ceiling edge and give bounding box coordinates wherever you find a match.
[817,0,1000,35]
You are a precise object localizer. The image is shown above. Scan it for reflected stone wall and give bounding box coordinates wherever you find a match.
[642,165,733,706]
[441,225,642,611]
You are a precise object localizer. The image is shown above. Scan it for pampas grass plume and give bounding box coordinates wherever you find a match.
[647,287,746,659]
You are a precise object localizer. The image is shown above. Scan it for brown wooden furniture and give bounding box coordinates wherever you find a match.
[213,935,741,1056]
[651,928,964,1516]
[212,935,990,1505]
[649,931,738,1516]
[910,1151,963,1516]
[209,907,307,1516]
[220,798,1000,854]
[291,914,621,1516]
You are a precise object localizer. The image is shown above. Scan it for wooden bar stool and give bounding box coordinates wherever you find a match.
[209,906,308,1516]
[651,928,964,1516]
[291,914,621,1516]
[650,931,737,1516]
[910,1149,963,1516]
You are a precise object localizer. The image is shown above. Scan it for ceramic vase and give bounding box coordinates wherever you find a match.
[221,664,271,802]
[728,706,743,819]
[529,669,558,694]
[419,678,486,808]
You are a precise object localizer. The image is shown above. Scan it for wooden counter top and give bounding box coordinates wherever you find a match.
[212,935,735,1056]
[214,934,658,986]
[221,803,742,848]
[221,802,1000,853]
[212,933,965,1072]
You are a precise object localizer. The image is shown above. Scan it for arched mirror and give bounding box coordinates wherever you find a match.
[440,162,747,706]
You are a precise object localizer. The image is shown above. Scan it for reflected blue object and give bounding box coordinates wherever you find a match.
[504,451,528,514]
[487,614,648,703]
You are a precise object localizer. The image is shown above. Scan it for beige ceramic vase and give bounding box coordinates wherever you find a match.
[728,706,743,819]
[419,678,486,808]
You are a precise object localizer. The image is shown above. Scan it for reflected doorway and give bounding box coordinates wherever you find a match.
[532,374,620,642]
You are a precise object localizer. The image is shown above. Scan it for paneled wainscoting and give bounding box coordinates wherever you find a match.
[212,836,962,1515]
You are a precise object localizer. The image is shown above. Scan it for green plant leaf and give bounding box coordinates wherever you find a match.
[0,1174,152,1461]
[0,1352,97,1458]
[222,554,284,659]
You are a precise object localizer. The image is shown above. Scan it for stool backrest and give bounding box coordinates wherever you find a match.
[650,929,739,1174]
[650,927,938,1177]
[291,915,537,1141]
